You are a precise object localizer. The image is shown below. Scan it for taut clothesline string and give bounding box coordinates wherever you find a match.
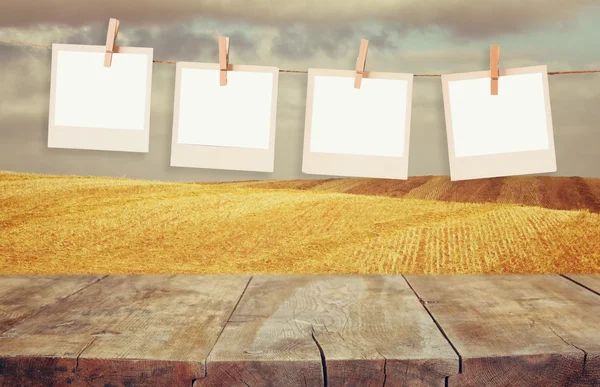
[2,38,600,76]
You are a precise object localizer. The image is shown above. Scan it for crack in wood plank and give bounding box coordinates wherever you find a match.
[311,325,328,387]
[546,323,588,376]
[75,336,97,371]
[201,276,456,386]
[60,275,109,299]
[375,349,387,387]
[1,275,492,385]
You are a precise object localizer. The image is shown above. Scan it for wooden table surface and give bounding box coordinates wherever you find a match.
[0,274,599,387]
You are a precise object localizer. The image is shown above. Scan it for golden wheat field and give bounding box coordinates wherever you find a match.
[1,171,599,275]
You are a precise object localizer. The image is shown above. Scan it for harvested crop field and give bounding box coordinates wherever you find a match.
[1,172,599,275]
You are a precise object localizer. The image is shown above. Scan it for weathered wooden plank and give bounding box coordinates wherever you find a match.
[563,274,600,385]
[404,274,600,386]
[564,274,600,295]
[0,275,251,387]
[198,275,459,386]
[0,275,103,333]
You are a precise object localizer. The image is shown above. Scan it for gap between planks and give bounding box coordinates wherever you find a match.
[197,275,459,386]
[561,274,600,297]
[402,274,463,377]
[4,274,600,386]
[202,275,254,379]
[0,275,253,387]
[403,274,600,386]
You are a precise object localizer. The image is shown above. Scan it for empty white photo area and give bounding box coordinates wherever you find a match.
[442,65,556,181]
[48,44,153,152]
[170,62,279,172]
[302,68,413,179]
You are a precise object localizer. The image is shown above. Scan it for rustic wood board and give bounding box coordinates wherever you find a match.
[198,275,459,386]
[404,274,600,386]
[3,274,599,386]
[564,274,600,295]
[0,275,251,387]
[0,275,103,333]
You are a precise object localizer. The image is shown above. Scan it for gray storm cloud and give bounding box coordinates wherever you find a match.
[1,0,599,37]
[1,2,599,180]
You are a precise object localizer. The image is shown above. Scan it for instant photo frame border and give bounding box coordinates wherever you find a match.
[442,65,557,181]
[48,44,153,153]
[302,68,414,180]
[170,62,279,173]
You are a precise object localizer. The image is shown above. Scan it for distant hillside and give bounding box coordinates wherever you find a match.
[1,172,599,275]
[226,175,600,213]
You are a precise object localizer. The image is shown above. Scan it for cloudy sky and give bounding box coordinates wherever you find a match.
[1,1,600,181]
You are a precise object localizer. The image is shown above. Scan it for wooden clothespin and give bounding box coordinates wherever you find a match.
[490,44,500,95]
[354,39,369,89]
[219,36,230,86]
[104,18,120,68]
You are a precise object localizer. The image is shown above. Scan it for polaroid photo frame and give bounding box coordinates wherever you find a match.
[302,68,414,180]
[170,62,279,172]
[442,65,556,181]
[48,44,153,152]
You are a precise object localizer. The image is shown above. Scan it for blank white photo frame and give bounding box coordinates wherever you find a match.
[170,62,279,172]
[48,44,153,152]
[442,65,556,181]
[302,68,413,179]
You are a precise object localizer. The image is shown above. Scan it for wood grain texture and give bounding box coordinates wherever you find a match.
[404,275,600,386]
[198,275,458,386]
[563,274,600,384]
[0,275,251,387]
[0,275,103,333]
